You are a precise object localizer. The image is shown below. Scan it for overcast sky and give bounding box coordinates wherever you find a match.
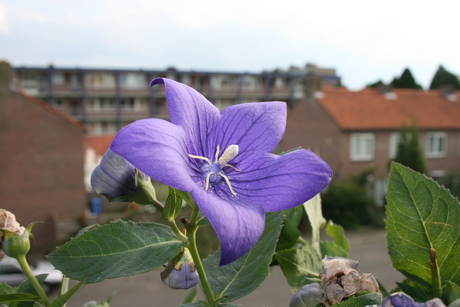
[1,0,459,90]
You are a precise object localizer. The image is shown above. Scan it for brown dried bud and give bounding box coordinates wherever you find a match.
[320,256,380,306]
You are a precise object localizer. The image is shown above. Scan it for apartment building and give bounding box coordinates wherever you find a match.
[12,64,341,135]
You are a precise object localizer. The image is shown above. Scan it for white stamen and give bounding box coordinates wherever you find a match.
[222,174,238,196]
[218,145,239,165]
[188,154,211,164]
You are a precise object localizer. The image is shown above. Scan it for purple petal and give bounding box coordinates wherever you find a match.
[191,188,265,265]
[150,78,221,157]
[204,101,286,160]
[231,149,332,211]
[110,118,196,192]
[161,261,199,290]
[90,150,136,200]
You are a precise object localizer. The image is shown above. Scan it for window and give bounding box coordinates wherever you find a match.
[52,73,64,85]
[350,133,375,161]
[425,132,447,158]
[388,132,400,159]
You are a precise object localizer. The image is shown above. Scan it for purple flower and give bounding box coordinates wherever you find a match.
[161,247,199,290]
[110,78,332,265]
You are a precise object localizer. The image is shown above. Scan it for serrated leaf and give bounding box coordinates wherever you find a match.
[333,292,382,306]
[163,187,184,220]
[304,194,326,242]
[47,220,183,284]
[386,163,460,288]
[325,221,350,253]
[276,242,323,293]
[202,211,284,303]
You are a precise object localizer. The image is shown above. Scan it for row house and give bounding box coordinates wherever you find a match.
[0,61,88,254]
[12,64,340,135]
[283,82,460,205]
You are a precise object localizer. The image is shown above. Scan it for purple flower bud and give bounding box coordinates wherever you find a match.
[161,247,199,290]
[90,150,155,204]
[290,283,323,307]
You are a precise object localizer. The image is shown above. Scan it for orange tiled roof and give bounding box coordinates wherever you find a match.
[318,87,460,130]
[86,135,115,157]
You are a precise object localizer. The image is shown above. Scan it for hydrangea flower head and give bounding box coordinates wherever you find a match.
[110,78,332,265]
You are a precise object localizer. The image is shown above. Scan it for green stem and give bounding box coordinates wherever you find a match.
[168,218,188,243]
[430,248,442,297]
[187,224,215,305]
[16,255,50,306]
[59,275,70,307]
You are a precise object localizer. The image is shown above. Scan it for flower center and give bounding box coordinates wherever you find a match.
[188,145,240,196]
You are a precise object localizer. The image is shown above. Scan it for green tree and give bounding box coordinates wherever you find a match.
[366,79,385,88]
[429,65,460,90]
[391,122,427,174]
[391,68,423,89]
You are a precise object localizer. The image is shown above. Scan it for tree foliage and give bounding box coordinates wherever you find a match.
[391,68,423,89]
[390,122,427,175]
[429,65,460,90]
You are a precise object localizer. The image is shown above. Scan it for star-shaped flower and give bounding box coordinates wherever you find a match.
[110,78,332,265]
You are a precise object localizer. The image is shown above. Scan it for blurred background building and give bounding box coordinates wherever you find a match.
[12,63,341,135]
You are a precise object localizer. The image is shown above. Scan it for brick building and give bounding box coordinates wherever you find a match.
[283,82,460,205]
[0,61,88,255]
[12,63,340,135]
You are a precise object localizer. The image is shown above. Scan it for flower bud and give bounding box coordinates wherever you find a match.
[0,209,36,259]
[91,150,157,205]
[290,283,323,307]
[161,247,199,290]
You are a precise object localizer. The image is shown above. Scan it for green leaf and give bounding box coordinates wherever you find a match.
[0,293,40,303]
[325,221,350,253]
[13,274,48,307]
[202,211,284,303]
[304,194,326,242]
[47,220,183,284]
[276,242,322,293]
[444,281,460,305]
[0,283,17,295]
[319,241,348,258]
[276,205,305,251]
[333,292,382,306]
[386,163,460,290]
[163,187,184,221]
[395,282,433,302]
[49,278,86,307]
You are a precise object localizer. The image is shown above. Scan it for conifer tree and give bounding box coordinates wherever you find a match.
[429,65,460,90]
[392,68,423,89]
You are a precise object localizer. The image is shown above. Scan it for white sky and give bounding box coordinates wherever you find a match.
[1,0,459,90]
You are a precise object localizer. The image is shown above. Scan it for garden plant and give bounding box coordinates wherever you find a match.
[0,79,459,307]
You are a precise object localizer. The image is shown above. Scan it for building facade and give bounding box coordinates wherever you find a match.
[283,84,460,205]
[12,64,340,135]
[0,62,88,255]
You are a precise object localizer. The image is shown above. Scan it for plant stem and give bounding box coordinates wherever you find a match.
[430,248,442,298]
[187,224,215,305]
[185,206,215,305]
[59,275,70,307]
[168,218,188,243]
[16,255,50,306]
